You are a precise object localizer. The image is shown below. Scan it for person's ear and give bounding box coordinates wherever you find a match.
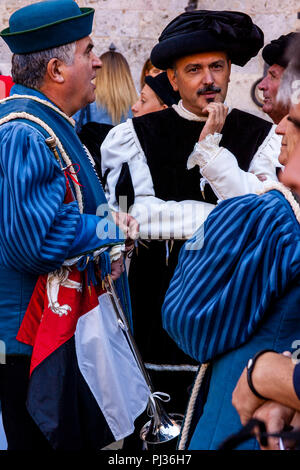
[162,103,168,109]
[46,58,65,84]
[167,68,179,92]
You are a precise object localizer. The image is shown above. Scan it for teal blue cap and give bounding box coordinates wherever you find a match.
[0,0,94,54]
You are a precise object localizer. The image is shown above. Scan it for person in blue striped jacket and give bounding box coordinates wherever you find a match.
[0,0,137,450]
[161,33,300,450]
[231,34,300,451]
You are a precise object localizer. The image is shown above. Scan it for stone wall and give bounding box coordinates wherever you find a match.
[0,0,299,117]
[0,0,189,85]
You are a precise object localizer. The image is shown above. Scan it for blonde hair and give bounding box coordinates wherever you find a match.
[95,50,138,125]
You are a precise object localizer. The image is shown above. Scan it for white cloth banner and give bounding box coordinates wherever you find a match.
[75,293,150,441]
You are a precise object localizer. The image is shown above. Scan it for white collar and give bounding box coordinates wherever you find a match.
[172,99,231,121]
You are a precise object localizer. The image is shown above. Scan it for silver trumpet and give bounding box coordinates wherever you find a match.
[104,275,182,445]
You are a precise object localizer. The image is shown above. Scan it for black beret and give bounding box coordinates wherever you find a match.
[144,72,180,106]
[262,32,299,68]
[151,10,264,69]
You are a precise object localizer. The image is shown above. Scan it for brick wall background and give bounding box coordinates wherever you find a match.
[0,0,299,117]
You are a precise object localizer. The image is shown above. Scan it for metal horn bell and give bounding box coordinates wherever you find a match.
[140,398,182,444]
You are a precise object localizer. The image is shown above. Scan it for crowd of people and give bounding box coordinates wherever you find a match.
[0,0,300,452]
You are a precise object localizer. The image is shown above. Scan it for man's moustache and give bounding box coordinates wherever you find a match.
[197,86,222,95]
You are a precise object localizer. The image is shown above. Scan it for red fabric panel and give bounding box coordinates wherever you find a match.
[18,266,105,375]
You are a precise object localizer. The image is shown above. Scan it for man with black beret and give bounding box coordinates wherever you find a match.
[101,10,282,428]
[258,32,299,124]
[0,0,144,451]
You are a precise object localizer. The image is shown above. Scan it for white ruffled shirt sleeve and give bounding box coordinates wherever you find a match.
[101,119,215,240]
[187,125,282,200]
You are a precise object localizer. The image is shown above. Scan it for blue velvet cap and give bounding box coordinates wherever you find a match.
[0,0,94,54]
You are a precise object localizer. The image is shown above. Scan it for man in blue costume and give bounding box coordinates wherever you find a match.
[0,0,142,451]
[231,34,300,451]
[161,35,300,449]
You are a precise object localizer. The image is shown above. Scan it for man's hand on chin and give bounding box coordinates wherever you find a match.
[199,102,228,141]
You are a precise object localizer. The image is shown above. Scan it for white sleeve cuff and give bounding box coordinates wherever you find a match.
[187,133,223,170]
[109,244,125,262]
[130,197,215,240]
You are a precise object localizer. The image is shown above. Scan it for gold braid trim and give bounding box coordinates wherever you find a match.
[257,181,300,224]
[0,111,84,213]
[0,94,75,126]
[1,94,105,197]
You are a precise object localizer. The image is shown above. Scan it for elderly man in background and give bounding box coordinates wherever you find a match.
[258,33,299,124]
[0,0,145,451]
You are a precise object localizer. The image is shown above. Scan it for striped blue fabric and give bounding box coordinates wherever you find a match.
[162,190,300,363]
[0,85,123,275]
[0,121,80,274]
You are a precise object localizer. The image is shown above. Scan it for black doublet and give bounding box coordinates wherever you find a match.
[132,107,272,204]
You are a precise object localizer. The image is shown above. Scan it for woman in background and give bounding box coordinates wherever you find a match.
[74,45,138,130]
[94,47,138,125]
[75,45,138,181]
[132,71,180,116]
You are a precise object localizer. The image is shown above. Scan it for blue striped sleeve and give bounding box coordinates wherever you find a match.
[162,190,300,362]
[0,122,83,274]
[68,213,124,258]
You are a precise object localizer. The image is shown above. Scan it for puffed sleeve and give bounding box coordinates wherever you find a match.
[101,120,215,240]
[0,123,121,274]
[187,125,282,200]
[248,125,283,180]
[101,119,155,211]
